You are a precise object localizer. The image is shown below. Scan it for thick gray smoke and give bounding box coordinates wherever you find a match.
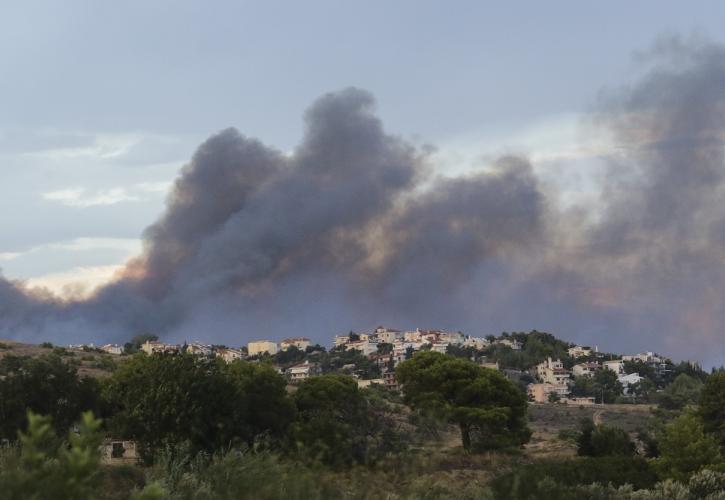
[3,38,725,365]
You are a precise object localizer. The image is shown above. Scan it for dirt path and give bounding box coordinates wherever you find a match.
[593,409,604,425]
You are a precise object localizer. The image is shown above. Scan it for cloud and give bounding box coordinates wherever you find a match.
[41,181,172,208]
[25,265,126,300]
[42,187,139,207]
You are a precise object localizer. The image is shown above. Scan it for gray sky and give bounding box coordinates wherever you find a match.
[2,1,725,358]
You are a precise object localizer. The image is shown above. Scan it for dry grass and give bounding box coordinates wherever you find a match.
[0,339,123,378]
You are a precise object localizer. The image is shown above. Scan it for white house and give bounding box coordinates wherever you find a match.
[618,372,643,395]
[187,342,213,356]
[497,338,523,350]
[288,360,320,383]
[247,340,278,356]
[101,344,122,355]
[622,352,663,364]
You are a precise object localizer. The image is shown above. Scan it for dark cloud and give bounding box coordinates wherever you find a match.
[3,41,725,366]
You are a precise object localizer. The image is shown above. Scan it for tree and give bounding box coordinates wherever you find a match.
[623,360,656,380]
[629,377,657,403]
[657,412,722,482]
[0,354,101,441]
[226,361,296,447]
[123,332,158,354]
[570,375,595,397]
[0,411,103,499]
[103,354,237,461]
[0,411,161,500]
[658,373,702,410]
[103,354,293,461]
[289,375,373,467]
[700,371,725,447]
[592,369,623,404]
[577,418,635,457]
[396,351,530,451]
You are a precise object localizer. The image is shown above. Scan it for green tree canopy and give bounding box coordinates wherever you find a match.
[103,354,293,461]
[0,354,100,440]
[577,418,635,457]
[290,375,374,467]
[657,412,722,482]
[699,371,725,447]
[396,351,530,451]
[592,369,623,404]
[658,373,703,410]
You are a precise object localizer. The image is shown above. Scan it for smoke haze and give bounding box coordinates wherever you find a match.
[3,38,725,366]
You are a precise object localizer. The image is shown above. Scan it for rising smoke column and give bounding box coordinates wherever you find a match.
[0,87,549,343]
[3,38,725,366]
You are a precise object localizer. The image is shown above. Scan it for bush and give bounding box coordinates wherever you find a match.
[489,457,658,499]
[40,342,53,349]
[577,419,635,457]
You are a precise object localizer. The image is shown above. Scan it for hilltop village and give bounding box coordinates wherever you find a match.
[82,326,705,407]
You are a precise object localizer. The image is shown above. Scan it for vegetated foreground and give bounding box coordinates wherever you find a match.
[0,331,723,499]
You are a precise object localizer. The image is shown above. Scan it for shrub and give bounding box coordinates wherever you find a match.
[489,457,658,499]
[577,419,635,457]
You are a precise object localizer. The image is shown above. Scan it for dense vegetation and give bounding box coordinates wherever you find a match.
[0,330,723,498]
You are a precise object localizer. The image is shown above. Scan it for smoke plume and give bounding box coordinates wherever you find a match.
[3,38,725,365]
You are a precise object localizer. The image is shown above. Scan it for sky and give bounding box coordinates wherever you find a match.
[3,2,725,364]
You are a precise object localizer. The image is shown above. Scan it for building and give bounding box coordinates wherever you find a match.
[479,358,499,370]
[464,337,490,350]
[216,347,243,363]
[603,359,625,374]
[247,340,278,356]
[568,345,592,358]
[403,329,423,342]
[345,341,377,356]
[618,372,643,395]
[438,331,465,345]
[430,342,449,354]
[288,360,320,383]
[497,338,523,350]
[373,326,402,343]
[334,335,351,347]
[528,383,570,403]
[357,378,385,388]
[100,344,122,355]
[280,337,310,351]
[564,396,596,405]
[187,342,212,356]
[101,439,139,465]
[382,368,399,390]
[572,362,602,378]
[140,341,178,355]
[536,357,570,385]
[622,352,663,364]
